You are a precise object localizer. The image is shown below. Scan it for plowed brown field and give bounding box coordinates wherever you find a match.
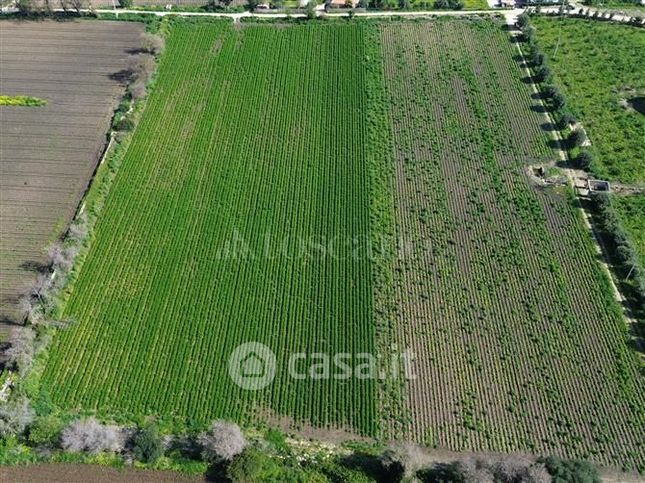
[0,20,143,339]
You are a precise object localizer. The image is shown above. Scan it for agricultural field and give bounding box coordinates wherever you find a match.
[42,21,379,436]
[380,19,643,469]
[530,16,645,285]
[35,17,643,471]
[0,20,143,339]
[530,18,644,184]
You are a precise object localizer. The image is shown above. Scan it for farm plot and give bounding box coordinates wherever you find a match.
[42,22,378,436]
[0,20,143,338]
[530,17,644,184]
[381,19,644,470]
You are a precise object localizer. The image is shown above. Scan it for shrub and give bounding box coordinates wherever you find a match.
[542,456,601,483]
[517,12,529,28]
[132,423,163,463]
[199,420,247,462]
[226,448,282,482]
[118,0,132,7]
[28,414,64,446]
[575,150,593,169]
[61,418,125,454]
[535,65,551,82]
[556,110,576,130]
[114,116,135,132]
[568,128,587,148]
[380,442,427,479]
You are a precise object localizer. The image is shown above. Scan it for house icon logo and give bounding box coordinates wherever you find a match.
[228,342,276,391]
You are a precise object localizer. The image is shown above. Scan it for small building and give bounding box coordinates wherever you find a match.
[587,179,611,193]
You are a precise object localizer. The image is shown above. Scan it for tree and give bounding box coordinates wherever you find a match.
[199,421,247,462]
[531,50,545,67]
[226,449,282,482]
[552,91,566,110]
[568,128,587,148]
[247,0,259,9]
[141,33,165,56]
[535,65,551,82]
[517,12,529,28]
[380,443,428,479]
[118,0,132,7]
[556,110,575,130]
[61,418,125,454]
[0,398,35,439]
[575,150,593,169]
[29,414,65,446]
[70,0,84,12]
[521,24,536,42]
[6,327,35,376]
[434,0,463,9]
[542,456,601,483]
[15,0,34,14]
[305,1,316,19]
[132,423,164,463]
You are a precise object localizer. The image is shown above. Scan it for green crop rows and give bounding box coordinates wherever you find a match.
[42,21,380,436]
[39,19,643,469]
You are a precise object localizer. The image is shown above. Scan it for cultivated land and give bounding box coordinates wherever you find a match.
[37,18,643,470]
[42,21,378,436]
[0,20,143,338]
[531,17,645,264]
[380,19,643,470]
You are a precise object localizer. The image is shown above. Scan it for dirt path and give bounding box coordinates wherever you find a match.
[0,464,203,483]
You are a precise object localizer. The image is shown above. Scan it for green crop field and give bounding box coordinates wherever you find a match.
[42,21,383,436]
[39,18,644,470]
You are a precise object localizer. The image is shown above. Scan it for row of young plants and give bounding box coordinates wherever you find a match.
[518,12,645,328]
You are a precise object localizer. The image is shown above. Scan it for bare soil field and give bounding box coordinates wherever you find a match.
[381,20,644,470]
[0,20,143,339]
[0,463,203,482]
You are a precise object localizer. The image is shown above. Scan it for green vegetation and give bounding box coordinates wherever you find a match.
[380,18,643,470]
[42,21,378,436]
[531,17,645,183]
[614,194,645,266]
[0,95,47,106]
[26,17,644,473]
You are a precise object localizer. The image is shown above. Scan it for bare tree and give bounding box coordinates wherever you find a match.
[198,420,247,462]
[68,213,88,243]
[0,398,35,439]
[130,80,147,101]
[61,418,125,454]
[380,442,428,479]
[141,33,165,56]
[6,327,35,376]
[70,0,84,13]
[456,458,495,483]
